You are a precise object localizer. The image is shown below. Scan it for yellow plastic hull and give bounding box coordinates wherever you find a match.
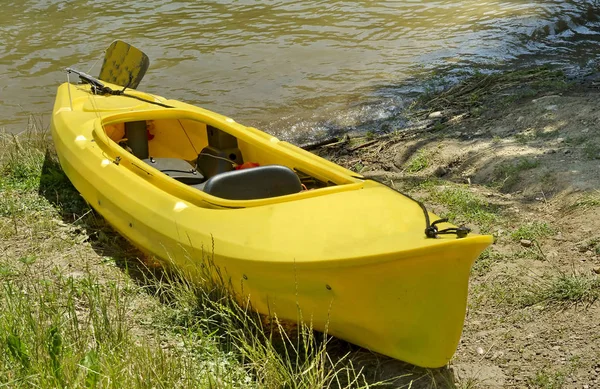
[51,83,493,367]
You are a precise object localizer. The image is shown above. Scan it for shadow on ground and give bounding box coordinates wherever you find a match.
[37,149,458,389]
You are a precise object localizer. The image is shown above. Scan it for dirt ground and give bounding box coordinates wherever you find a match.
[316,82,600,388]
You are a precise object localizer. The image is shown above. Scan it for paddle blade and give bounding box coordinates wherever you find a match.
[98,40,149,89]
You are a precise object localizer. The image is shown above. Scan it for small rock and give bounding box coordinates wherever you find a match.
[586,250,594,257]
[564,149,572,155]
[583,385,589,389]
[593,267,600,275]
[492,351,505,360]
[545,104,559,111]
[428,111,445,120]
[545,149,557,154]
[521,239,534,248]
[517,116,525,123]
[556,137,565,143]
[476,346,485,355]
[582,128,590,133]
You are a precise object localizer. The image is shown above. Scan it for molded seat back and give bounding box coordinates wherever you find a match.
[200,165,302,200]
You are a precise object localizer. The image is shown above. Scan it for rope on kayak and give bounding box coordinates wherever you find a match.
[357,176,471,239]
[425,218,471,239]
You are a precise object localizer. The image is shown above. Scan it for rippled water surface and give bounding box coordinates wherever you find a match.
[1,1,600,139]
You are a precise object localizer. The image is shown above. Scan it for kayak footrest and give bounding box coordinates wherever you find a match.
[143,157,205,185]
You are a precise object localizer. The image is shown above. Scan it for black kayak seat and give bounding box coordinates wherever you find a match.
[142,157,205,185]
[192,165,302,200]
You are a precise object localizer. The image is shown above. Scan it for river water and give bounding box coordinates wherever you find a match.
[1,1,600,141]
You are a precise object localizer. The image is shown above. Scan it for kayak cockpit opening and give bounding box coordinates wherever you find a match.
[101,117,344,200]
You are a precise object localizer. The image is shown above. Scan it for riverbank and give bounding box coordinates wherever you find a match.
[1,67,599,388]
[0,129,387,387]
[314,67,600,387]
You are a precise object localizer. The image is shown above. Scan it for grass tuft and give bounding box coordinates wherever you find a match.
[524,272,600,307]
[493,158,540,190]
[511,221,555,241]
[471,248,505,276]
[571,190,600,209]
[424,183,499,232]
[405,150,430,173]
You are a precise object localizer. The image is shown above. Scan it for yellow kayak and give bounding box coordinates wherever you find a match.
[51,79,492,368]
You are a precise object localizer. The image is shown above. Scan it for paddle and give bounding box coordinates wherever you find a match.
[98,40,150,89]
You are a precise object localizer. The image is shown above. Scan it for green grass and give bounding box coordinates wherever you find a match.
[1,128,392,388]
[493,158,540,190]
[470,275,527,308]
[405,150,430,173]
[1,263,246,388]
[423,183,499,232]
[570,190,600,209]
[583,142,600,160]
[472,270,600,310]
[528,357,580,389]
[523,272,600,307]
[529,369,568,389]
[471,248,505,276]
[510,221,555,241]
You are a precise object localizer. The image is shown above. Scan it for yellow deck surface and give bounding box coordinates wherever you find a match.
[51,82,493,367]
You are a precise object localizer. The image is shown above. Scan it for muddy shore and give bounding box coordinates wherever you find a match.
[312,67,600,387]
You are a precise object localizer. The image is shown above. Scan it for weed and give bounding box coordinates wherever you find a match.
[426,184,499,231]
[406,150,430,173]
[540,170,556,188]
[493,158,540,190]
[511,221,555,241]
[472,248,505,276]
[515,246,546,261]
[470,275,527,308]
[529,369,567,389]
[528,356,580,388]
[524,272,600,307]
[457,377,480,389]
[514,131,535,144]
[571,191,600,209]
[432,122,446,131]
[583,142,600,160]
[565,136,587,146]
